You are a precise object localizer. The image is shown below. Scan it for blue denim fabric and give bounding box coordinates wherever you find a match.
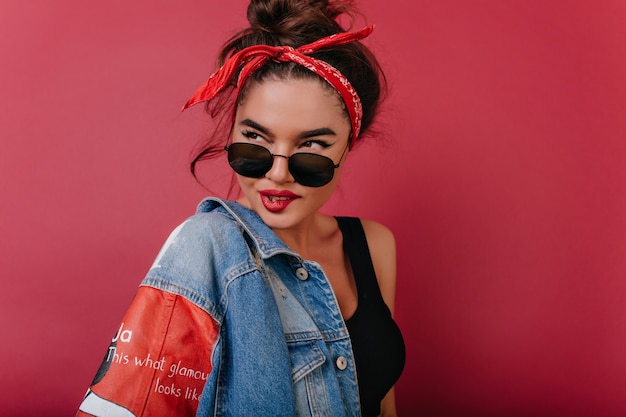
[141,197,361,417]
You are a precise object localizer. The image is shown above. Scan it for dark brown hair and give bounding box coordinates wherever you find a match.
[190,0,386,183]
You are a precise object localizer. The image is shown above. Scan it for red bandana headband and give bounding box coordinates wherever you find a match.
[182,25,374,143]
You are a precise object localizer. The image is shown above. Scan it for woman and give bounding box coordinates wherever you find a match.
[77,0,404,416]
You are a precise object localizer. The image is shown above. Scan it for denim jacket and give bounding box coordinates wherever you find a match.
[77,197,361,417]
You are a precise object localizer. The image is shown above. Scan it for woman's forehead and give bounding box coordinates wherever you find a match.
[235,78,351,134]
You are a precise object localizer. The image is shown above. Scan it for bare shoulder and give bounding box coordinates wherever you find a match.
[360,218,397,313]
[360,218,396,251]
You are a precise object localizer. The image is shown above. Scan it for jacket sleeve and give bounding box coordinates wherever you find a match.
[77,286,219,417]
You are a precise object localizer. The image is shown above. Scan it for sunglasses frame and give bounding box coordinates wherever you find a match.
[224,142,348,187]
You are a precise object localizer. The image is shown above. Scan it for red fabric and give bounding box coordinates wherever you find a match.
[77,286,218,417]
[182,25,374,143]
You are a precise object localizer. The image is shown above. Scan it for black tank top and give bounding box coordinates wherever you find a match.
[337,217,406,417]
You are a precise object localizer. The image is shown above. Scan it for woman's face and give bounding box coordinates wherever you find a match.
[232,77,351,232]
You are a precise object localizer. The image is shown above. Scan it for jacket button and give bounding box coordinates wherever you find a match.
[336,356,348,371]
[295,267,309,281]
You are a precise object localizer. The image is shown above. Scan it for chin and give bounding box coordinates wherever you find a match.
[256,210,301,231]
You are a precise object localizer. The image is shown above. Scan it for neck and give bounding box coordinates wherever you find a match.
[272,215,320,258]
[235,197,337,260]
[273,212,340,261]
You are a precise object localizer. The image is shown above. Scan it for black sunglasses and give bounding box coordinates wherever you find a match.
[225,142,347,187]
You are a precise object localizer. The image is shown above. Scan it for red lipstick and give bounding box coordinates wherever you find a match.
[259,189,300,213]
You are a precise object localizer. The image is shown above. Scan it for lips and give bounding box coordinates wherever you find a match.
[259,189,300,213]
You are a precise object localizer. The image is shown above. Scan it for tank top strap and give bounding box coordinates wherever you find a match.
[335,216,383,305]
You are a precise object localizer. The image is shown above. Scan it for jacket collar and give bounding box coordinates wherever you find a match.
[197,197,301,261]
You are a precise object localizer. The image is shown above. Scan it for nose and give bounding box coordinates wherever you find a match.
[265,153,294,184]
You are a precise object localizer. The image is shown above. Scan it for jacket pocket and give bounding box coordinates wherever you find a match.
[287,339,326,383]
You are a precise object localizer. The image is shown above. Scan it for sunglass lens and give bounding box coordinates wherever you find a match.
[289,153,335,187]
[227,143,273,178]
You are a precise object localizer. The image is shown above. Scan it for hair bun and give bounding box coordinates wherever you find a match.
[246,0,348,43]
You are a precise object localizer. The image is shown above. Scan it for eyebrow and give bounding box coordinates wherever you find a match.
[239,119,337,139]
[297,127,337,139]
[240,119,273,137]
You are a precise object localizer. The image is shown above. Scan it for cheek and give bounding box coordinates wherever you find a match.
[313,175,342,201]
[236,176,254,193]
[328,165,345,188]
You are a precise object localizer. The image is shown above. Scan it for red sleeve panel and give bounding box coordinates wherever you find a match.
[77,286,219,417]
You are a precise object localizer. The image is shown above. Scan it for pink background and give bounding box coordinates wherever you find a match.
[1,1,625,416]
